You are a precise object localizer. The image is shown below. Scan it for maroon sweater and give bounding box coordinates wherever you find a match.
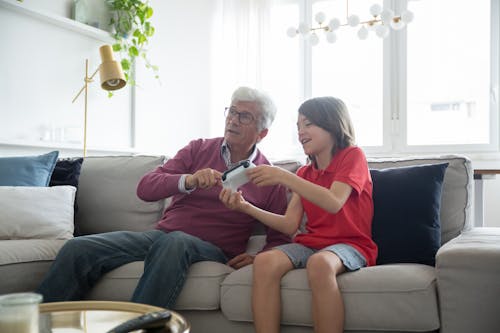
[136,137,290,258]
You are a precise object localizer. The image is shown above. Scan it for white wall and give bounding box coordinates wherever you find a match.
[0,0,131,152]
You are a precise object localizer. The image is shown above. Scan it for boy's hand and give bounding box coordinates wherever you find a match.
[219,188,248,212]
[247,165,286,186]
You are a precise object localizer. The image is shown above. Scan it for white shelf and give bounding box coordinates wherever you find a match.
[0,139,138,155]
[0,0,114,43]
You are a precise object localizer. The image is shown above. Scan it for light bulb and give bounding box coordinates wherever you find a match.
[106,79,121,87]
[347,15,360,27]
[375,25,390,38]
[390,18,406,30]
[328,18,341,31]
[286,27,298,38]
[400,10,414,24]
[357,26,369,40]
[298,22,309,35]
[326,31,337,43]
[370,4,382,17]
[315,12,326,25]
[380,9,394,24]
[309,33,319,46]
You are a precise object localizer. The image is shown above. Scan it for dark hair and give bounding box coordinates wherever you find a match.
[298,96,355,160]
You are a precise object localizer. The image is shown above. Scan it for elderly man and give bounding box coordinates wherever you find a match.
[37,86,290,308]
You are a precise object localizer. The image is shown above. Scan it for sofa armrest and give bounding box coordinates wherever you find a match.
[436,227,500,333]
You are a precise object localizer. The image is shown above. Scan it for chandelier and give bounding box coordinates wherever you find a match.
[287,1,414,45]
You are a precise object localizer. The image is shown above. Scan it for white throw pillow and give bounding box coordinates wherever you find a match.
[0,186,76,240]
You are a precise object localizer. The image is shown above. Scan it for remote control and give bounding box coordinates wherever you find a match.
[222,160,256,191]
[106,310,172,333]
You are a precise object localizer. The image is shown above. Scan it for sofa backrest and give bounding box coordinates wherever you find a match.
[367,155,472,244]
[75,155,166,235]
[75,154,472,246]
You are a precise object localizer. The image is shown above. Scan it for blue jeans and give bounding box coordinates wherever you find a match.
[36,230,228,308]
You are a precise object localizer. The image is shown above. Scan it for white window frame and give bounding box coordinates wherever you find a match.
[299,0,500,156]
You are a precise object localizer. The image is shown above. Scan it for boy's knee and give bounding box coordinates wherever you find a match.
[307,252,343,281]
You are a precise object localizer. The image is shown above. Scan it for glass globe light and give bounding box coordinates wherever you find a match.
[298,22,309,35]
[370,4,382,17]
[326,31,337,43]
[309,33,319,46]
[347,15,360,27]
[357,26,369,40]
[375,24,390,38]
[401,10,414,24]
[380,9,394,24]
[315,12,326,25]
[286,27,297,38]
[390,18,406,30]
[328,18,341,31]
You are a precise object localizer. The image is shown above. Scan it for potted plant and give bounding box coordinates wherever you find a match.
[106,0,159,85]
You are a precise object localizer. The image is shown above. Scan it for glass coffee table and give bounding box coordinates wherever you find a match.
[39,301,190,333]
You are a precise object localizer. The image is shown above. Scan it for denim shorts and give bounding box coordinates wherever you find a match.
[274,242,367,271]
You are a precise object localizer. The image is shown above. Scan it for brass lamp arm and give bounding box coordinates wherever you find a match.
[71,65,100,104]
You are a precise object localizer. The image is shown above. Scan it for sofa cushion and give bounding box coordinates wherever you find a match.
[221,264,439,331]
[0,186,76,240]
[371,163,448,266]
[0,239,66,294]
[86,261,234,310]
[76,156,166,235]
[0,151,59,186]
[368,155,472,244]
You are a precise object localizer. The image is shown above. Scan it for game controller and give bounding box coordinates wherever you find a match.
[222,160,256,191]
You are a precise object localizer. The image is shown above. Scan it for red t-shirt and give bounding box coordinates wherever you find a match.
[293,146,378,266]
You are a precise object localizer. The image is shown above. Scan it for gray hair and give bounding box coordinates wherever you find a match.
[231,86,277,131]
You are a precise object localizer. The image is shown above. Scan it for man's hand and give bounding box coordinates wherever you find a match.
[185,168,222,190]
[227,253,255,269]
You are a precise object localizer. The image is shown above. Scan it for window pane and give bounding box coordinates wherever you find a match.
[407,0,491,145]
[311,0,384,147]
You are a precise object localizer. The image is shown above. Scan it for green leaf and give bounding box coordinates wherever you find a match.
[133,29,141,38]
[146,7,153,19]
[112,43,122,52]
[146,26,155,37]
[121,58,130,71]
[129,46,139,57]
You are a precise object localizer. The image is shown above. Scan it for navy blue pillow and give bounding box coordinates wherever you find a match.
[49,158,84,188]
[50,157,84,235]
[370,163,448,266]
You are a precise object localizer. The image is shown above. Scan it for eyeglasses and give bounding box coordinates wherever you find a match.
[224,107,256,125]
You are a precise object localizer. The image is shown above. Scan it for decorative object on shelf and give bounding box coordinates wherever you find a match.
[71,45,126,157]
[73,0,112,31]
[287,0,414,45]
[106,0,159,85]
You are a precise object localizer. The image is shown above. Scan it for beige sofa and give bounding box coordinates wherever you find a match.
[1,154,499,333]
